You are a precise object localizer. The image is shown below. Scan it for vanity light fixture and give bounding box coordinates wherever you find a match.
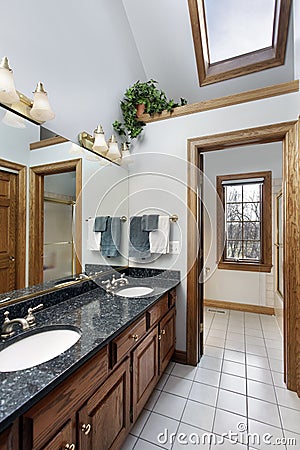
[0,57,19,104]
[106,135,121,161]
[92,124,108,155]
[30,82,55,122]
[78,127,125,164]
[0,56,55,124]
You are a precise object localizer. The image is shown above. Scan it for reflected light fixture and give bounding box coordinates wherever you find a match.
[0,57,19,104]
[106,135,121,161]
[0,56,55,124]
[92,124,108,155]
[2,110,26,128]
[30,82,55,121]
[78,126,127,164]
[120,142,133,166]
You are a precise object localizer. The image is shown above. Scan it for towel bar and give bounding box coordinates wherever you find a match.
[85,216,127,222]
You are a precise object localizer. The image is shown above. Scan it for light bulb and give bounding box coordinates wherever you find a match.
[106,135,121,161]
[92,124,108,155]
[0,57,19,104]
[30,82,55,121]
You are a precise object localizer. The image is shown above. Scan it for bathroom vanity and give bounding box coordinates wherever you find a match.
[0,270,179,450]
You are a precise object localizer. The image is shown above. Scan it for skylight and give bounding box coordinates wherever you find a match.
[188,0,291,85]
[204,0,276,63]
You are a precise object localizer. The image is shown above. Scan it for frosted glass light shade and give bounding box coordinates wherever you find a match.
[2,110,26,128]
[30,83,55,121]
[106,135,121,161]
[120,143,133,166]
[0,57,19,104]
[92,125,108,155]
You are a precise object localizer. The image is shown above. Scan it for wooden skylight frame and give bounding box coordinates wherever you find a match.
[188,0,292,85]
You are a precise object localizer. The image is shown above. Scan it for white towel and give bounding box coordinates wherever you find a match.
[87,218,101,251]
[149,216,170,254]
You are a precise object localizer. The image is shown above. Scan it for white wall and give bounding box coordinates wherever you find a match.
[203,143,282,306]
[129,91,300,351]
[0,0,146,142]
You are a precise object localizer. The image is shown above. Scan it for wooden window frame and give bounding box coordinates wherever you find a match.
[216,171,272,273]
[188,0,291,86]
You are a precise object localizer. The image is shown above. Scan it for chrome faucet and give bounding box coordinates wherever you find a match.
[101,274,129,293]
[1,311,30,339]
[1,303,44,339]
[111,274,129,288]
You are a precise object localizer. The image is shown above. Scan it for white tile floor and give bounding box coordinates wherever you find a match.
[121,308,300,449]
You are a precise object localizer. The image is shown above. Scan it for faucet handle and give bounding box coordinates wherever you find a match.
[3,311,10,323]
[25,304,43,327]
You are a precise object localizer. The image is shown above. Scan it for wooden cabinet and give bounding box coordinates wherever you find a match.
[41,421,74,450]
[78,358,130,450]
[132,327,159,421]
[10,289,176,450]
[0,421,19,450]
[159,308,176,374]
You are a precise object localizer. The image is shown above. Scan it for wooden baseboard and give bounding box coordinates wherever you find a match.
[172,350,187,364]
[204,299,275,315]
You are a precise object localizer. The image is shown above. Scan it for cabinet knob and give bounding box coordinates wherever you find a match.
[63,444,75,450]
[131,334,139,342]
[81,423,92,435]
[158,329,166,340]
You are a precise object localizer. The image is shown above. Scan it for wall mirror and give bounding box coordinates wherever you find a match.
[0,105,129,308]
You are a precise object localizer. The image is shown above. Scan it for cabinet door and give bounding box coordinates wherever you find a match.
[0,421,18,450]
[132,327,159,422]
[159,307,175,374]
[78,358,130,450]
[42,420,75,450]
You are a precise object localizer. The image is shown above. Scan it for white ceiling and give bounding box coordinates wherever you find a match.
[122,0,294,103]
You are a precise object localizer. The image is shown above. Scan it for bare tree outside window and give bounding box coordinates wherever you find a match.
[216,171,272,273]
[225,182,262,261]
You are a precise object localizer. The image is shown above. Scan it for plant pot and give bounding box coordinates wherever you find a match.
[136,103,146,117]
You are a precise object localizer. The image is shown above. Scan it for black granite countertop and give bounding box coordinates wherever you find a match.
[0,271,180,433]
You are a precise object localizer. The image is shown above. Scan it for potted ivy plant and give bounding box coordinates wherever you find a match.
[113,79,187,140]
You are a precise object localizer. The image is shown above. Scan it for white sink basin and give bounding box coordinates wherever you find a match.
[115,286,154,297]
[0,327,81,372]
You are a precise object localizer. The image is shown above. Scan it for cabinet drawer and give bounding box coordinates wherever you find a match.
[111,315,147,365]
[23,346,108,450]
[147,294,169,328]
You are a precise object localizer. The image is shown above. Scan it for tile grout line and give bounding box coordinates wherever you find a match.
[259,314,287,449]
[208,309,229,449]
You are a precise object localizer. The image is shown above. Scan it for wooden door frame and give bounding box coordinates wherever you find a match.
[187,121,300,395]
[29,159,82,286]
[0,158,26,289]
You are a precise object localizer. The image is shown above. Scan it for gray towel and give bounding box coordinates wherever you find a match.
[129,216,150,259]
[101,217,121,257]
[141,214,159,231]
[94,216,109,232]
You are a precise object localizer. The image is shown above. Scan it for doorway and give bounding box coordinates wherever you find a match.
[29,159,82,286]
[187,121,300,395]
[0,159,26,293]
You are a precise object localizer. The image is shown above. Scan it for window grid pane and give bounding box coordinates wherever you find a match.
[224,182,262,262]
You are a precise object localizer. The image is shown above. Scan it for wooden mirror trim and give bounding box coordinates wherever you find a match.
[29,159,82,286]
[187,120,300,395]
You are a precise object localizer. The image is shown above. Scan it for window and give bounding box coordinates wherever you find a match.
[217,171,272,272]
[188,0,291,85]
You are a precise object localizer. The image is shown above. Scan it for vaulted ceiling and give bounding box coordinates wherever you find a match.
[122,0,294,104]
